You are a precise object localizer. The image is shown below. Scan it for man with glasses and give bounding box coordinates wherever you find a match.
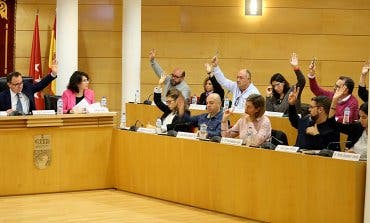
[288,87,340,150]
[149,49,191,102]
[308,62,358,123]
[211,55,260,110]
[0,62,58,115]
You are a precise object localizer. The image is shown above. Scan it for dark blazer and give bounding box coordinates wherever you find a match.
[154,92,191,132]
[198,76,225,105]
[0,74,56,112]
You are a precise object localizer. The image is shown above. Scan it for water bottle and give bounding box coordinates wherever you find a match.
[199,123,208,139]
[56,98,63,114]
[223,97,229,111]
[100,96,107,108]
[343,106,350,124]
[120,112,126,128]
[155,118,162,134]
[191,94,197,104]
[244,126,254,147]
[135,90,140,104]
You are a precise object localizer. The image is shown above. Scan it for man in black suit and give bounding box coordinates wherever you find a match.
[0,61,58,115]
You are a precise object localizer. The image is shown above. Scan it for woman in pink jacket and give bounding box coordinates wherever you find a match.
[62,71,95,113]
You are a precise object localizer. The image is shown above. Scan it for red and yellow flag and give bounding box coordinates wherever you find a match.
[48,16,57,95]
[29,13,44,110]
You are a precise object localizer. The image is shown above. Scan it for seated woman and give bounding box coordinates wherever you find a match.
[154,74,190,133]
[62,71,95,113]
[266,53,305,113]
[198,63,224,105]
[330,85,368,160]
[221,94,271,147]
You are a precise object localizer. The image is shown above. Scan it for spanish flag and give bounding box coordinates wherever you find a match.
[48,16,56,95]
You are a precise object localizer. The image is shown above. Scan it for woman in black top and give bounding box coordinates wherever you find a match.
[198,63,224,105]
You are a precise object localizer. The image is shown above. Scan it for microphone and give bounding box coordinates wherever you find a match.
[143,93,153,105]
[210,135,221,143]
[129,120,143,131]
[326,141,352,151]
[167,130,178,137]
[8,110,25,116]
[170,122,192,132]
[270,135,284,145]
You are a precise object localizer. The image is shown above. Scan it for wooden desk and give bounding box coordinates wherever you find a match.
[113,130,366,223]
[0,113,116,196]
[126,103,298,144]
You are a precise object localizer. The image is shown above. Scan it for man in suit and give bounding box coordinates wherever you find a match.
[0,62,58,115]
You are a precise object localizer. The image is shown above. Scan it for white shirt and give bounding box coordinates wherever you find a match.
[10,90,30,114]
[213,66,260,109]
[352,130,367,160]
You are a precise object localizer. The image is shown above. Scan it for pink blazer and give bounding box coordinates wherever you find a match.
[61,88,95,113]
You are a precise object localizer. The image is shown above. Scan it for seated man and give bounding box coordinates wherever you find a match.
[288,87,340,150]
[211,55,260,110]
[308,62,358,123]
[149,49,191,102]
[187,93,223,138]
[0,62,58,115]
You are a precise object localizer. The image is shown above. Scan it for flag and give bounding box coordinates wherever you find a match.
[29,13,44,110]
[48,16,56,95]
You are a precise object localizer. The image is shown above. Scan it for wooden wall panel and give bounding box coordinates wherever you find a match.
[78,31,121,57]
[79,4,122,31]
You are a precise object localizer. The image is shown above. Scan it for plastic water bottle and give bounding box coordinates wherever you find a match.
[134,90,140,104]
[244,126,254,146]
[191,94,197,104]
[56,98,63,114]
[120,112,126,128]
[100,96,107,108]
[199,123,208,139]
[223,97,229,111]
[343,106,350,124]
[155,118,162,134]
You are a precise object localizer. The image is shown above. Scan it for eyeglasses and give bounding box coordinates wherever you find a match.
[10,82,23,86]
[165,99,175,104]
[171,74,183,79]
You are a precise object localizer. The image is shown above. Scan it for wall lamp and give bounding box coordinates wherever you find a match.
[245,0,262,16]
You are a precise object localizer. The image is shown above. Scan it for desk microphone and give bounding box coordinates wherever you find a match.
[270,135,285,145]
[143,93,153,105]
[129,120,144,131]
[326,141,352,151]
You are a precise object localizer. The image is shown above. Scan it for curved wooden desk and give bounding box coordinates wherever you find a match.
[126,103,298,144]
[113,130,366,223]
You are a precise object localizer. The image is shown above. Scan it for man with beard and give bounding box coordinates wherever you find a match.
[149,49,191,102]
[288,86,340,150]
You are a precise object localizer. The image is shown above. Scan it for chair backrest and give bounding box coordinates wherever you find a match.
[0,76,34,93]
[44,94,62,112]
[271,129,288,146]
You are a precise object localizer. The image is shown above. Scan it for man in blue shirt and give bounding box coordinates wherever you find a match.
[188,93,223,138]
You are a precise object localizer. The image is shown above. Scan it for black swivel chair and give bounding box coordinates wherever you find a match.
[44,94,61,112]
[271,129,288,146]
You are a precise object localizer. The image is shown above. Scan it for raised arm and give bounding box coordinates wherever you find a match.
[358,61,369,102]
[206,63,225,100]
[211,56,236,91]
[288,86,300,129]
[329,85,346,118]
[307,58,333,97]
[149,49,164,77]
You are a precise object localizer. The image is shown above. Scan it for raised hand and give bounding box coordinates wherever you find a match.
[51,59,58,76]
[222,108,233,122]
[211,55,219,67]
[308,57,317,78]
[288,86,299,105]
[266,86,273,97]
[306,124,319,136]
[158,72,167,86]
[333,85,347,100]
[205,63,213,76]
[290,53,299,69]
[149,49,156,61]
[361,61,370,76]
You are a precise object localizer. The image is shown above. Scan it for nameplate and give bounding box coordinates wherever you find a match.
[275,145,299,153]
[176,131,198,140]
[332,151,361,161]
[136,127,156,134]
[189,104,206,110]
[220,137,243,146]
[0,111,7,116]
[232,108,245,114]
[87,107,109,113]
[32,110,56,115]
[264,111,284,117]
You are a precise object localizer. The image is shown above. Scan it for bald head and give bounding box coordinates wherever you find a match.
[236,69,252,91]
[206,93,222,116]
